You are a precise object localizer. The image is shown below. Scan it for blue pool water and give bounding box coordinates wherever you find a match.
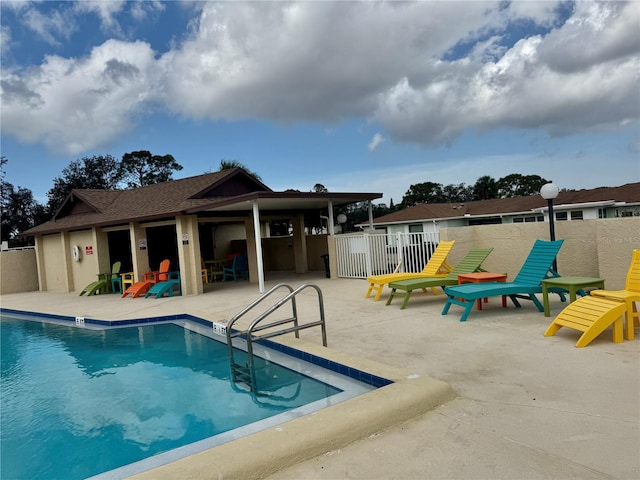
[0,317,351,480]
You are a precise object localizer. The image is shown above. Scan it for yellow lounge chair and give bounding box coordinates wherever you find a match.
[365,240,455,301]
[590,249,640,340]
[544,296,626,347]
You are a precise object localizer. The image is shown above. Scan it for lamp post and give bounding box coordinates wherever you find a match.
[336,213,347,233]
[540,182,560,272]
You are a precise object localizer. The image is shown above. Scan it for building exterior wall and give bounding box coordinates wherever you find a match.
[0,249,39,294]
[441,217,639,290]
[7,218,637,294]
[69,229,100,292]
[259,235,332,272]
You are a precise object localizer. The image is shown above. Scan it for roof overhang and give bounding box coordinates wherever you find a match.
[185,191,383,214]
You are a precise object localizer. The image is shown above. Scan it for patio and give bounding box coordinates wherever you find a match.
[1,272,638,479]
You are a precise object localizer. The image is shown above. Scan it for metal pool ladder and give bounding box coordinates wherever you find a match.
[225,283,328,393]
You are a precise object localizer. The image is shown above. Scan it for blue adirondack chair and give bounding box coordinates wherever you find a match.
[442,239,564,322]
[223,254,248,281]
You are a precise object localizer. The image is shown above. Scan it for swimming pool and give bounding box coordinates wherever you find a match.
[0,314,379,480]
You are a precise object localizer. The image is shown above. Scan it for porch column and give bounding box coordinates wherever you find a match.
[247,201,265,292]
[34,235,47,292]
[292,213,308,274]
[176,215,202,296]
[60,231,74,292]
[92,227,110,275]
[326,201,337,279]
[129,222,150,282]
[327,200,335,235]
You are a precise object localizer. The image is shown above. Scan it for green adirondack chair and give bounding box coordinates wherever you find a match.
[385,248,494,309]
[79,261,121,296]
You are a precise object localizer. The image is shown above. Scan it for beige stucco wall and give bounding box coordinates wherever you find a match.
[6,218,637,295]
[0,249,39,294]
[68,229,99,292]
[40,234,68,292]
[441,217,640,290]
[259,235,330,272]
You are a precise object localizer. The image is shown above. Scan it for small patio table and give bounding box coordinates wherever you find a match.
[541,276,605,317]
[205,259,227,282]
[457,272,508,310]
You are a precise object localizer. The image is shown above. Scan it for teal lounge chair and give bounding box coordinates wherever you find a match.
[79,261,121,296]
[145,271,182,298]
[386,248,494,309]
[442,239,564,322]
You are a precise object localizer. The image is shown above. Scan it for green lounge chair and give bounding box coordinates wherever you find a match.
[385,248,494,309]
[79,261,121,296]
[442,239,564,322]
[365,240,456,301]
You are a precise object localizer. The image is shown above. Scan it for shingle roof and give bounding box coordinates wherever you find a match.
[371,182,640,224]
[22,168,383,236]
[24,169,268,235]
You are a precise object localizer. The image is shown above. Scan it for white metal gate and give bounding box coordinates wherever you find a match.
[334,232,441,279]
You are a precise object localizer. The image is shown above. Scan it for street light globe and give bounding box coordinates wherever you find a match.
[540,182,560,200]
[337,213,347,224]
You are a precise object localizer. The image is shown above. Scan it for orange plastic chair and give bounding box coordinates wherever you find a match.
[590,249,640,340]
[122,260,170,298]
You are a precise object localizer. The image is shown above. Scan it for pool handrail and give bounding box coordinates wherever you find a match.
[225,282,328,392]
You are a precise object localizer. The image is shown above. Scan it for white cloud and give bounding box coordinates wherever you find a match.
[73,0,127,34]
[22,4,75,46]
[505,0,565,26]
[130,0,165,22]
[368,133,385,152]
[0,25,10,55]
[1,39,160,155]
[1,1,638,156]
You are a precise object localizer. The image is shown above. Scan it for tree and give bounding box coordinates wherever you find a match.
[496,174,550,198]
[1,157,48,246]
[400,182,444,208]
[312,183,328,193]
[119,151,183,188]
[47,155,121,214]
[442,183,474,203]
[218,160,261,181]
[338,202,391,232]
[473,175,499,200]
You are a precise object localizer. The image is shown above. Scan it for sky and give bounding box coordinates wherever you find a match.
[1,1,639,206]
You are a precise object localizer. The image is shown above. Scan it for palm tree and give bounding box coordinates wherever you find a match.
[218,160,262,180]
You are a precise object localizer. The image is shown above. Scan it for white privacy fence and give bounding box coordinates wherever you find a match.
[334,232,441,279]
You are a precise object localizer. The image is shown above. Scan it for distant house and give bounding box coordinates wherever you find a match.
[363,183,640,234]
[22,168,381,295]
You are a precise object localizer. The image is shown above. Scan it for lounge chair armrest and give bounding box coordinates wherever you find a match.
[144,270,160,282]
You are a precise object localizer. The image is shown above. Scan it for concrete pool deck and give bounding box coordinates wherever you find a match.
[1,272,638,480]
